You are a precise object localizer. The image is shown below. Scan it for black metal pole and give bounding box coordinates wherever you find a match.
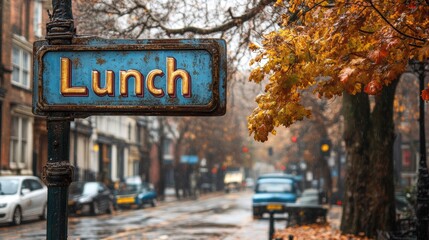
[415,60,429,240]
[45,119,73,240]
[269,211,275,240]
[43,1,75,239]
[412,61,429,240]
[74,121,78,180]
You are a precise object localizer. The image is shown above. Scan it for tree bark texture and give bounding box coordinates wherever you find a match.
[366,79,398,234]
[341,92,371,235]
[341,80,398,237]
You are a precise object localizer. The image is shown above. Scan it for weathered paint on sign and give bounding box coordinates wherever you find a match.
[33,37,227,117]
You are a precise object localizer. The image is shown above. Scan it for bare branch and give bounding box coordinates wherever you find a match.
[153,0,276,35]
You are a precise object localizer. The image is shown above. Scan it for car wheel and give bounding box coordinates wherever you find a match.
[39,204,47,220]
[91,202,100,216]
[150,199,157,207]
[12,207,22,225]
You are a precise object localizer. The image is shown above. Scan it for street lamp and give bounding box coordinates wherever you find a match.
[409,59,429,239]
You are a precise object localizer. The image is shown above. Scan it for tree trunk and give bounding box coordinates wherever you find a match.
[341,79,398,237]
[341,92,371,235]
[366,79,398,234]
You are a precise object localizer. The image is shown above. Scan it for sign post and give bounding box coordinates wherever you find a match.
[41,1,75,239]
[35,1,226,239]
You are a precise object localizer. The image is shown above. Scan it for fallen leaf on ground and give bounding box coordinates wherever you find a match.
[274,224,372,240]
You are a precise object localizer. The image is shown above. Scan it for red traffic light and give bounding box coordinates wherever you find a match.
[242,146,249,153]
[291,136,297,143]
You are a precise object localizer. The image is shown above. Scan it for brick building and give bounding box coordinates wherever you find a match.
[0,0,49,175]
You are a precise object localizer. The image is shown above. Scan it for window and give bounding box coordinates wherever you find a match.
[12,45,31,89]
[10,116,30,165]
[0,179,19,195]
[163,139,172,156]
[29,179,43,191]
[33,0,43,37]
[22,180,31,191]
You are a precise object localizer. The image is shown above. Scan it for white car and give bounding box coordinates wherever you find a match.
[0,176,47,225]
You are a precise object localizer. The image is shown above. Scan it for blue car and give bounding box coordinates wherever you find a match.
[252,177,298,219]
[115,178,157,209]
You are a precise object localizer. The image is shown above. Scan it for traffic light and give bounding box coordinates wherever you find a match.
[242,146,249,153]
[320,139,331,157]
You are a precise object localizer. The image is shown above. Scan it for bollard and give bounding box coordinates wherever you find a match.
[288,235,294,240]
[269,211,275,240]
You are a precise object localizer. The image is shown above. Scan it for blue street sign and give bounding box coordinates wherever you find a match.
[33,37,227,116]
[180,155,199,164]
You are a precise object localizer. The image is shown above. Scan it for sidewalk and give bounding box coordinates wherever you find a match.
[271,205,373,240]
[225,205,343,240]
[327,205,342,229]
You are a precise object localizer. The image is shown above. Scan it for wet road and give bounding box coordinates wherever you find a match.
[0,190,276,240]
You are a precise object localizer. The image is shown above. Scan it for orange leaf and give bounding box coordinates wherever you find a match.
[368,49,388,64]
[422,88,429,101]
[364,81,383,95]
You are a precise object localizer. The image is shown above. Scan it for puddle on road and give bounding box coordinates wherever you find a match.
[139,222,239,240]
[69,216,157,239]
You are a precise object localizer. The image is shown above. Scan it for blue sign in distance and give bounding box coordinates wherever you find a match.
[33,37,226,117]
[180,155,199,165]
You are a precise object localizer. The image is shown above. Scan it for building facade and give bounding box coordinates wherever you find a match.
[70,116,154,184]
[0,0,49,176]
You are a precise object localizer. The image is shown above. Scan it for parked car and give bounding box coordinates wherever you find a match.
[68,181,115,216]
[0,176,47,225]
[289,188,328,225]
[296,188,320,205]
[395,194,415,220]
[224,169,244,193]
[252,177,298,219]
[115,177,157,209]
[296,188,328,205]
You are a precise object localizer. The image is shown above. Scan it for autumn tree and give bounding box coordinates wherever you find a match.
[74,0,429,237]
[247,0,429,236]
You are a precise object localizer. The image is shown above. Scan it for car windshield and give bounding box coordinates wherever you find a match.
[256,180,293,193]
[118,183,141,194]
[0,179,19,195]
[69,182,99,195]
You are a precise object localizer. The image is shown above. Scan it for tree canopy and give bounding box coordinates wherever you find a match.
[247,0,429,142]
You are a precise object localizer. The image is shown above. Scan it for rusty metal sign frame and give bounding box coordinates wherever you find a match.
[33,37,227,117]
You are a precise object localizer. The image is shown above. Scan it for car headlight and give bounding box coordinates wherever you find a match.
[78,196,92,203]
[0,203,7,208]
